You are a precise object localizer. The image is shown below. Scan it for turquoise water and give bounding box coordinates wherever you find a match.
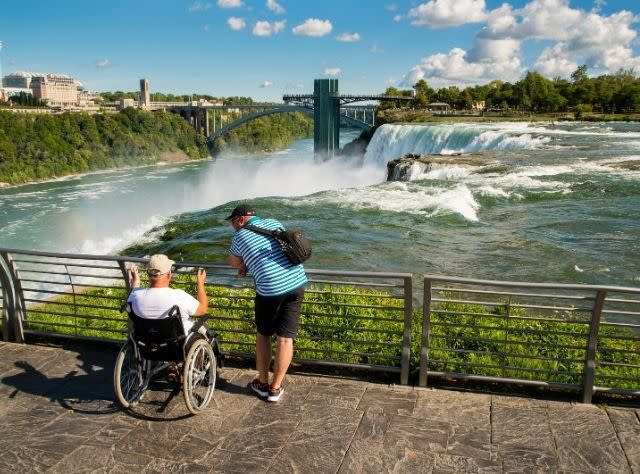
[1,123,639,287]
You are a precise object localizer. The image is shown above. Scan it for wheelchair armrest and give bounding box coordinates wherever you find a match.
[191,315,210,334]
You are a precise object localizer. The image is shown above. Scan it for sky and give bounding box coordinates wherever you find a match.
[1,0,639,101]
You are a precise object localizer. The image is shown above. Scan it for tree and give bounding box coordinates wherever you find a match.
[413,79,432,108]
[571,65,588,83]
[435,86,460,108]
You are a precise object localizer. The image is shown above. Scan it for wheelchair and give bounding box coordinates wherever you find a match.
[113,306,220,415]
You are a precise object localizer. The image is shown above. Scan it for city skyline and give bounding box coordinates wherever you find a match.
[1,0,639,101]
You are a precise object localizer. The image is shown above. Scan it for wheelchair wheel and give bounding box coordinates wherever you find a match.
[114,341,145,408]
[183,338,217,415]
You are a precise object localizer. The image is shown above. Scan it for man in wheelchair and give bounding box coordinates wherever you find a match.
[114,254,219,414]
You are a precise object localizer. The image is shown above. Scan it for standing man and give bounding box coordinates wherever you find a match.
[226,204,307,402]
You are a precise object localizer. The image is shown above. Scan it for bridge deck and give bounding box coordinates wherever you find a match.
[0,341,638,473]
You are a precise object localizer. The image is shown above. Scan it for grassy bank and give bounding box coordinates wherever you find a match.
[24,281,639,391]
[0,108,209,185]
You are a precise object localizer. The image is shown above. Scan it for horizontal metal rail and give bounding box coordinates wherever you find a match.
[0,248,413,384]
[420,276,640,403]
[1,248,638,402]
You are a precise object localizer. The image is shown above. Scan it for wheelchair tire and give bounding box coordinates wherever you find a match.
[183,337,217,415]
[114,341,145,408]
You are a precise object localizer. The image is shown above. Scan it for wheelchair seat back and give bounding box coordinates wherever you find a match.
[129,306,186,362]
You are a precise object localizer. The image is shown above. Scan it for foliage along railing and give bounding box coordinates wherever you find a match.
[0,248,638,402]
[0,248,412,384]
[420,276,640,403]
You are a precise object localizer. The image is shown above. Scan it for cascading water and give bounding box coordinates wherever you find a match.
[1,123,639,286]
[363,122,551,166]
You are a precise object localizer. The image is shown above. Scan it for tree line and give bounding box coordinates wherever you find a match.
[0,108,209,185]
[211,111,314,154]
[381,66,640,115]
[99,91,260,106]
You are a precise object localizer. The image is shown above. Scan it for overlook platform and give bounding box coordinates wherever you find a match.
[0,341,638,473]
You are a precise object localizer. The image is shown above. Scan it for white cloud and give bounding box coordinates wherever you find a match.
[260,80,273,88]
[266,0,285,14]
[409,0,488,28]
[371,43,384,54]
[96,59,112,69]
[252,20,286,36]
[593,0,606,13]
[336,32,361,42]
[227,17,246,30]
[402,0,640,87]
[385,77,397,85]
[292,19,333,37]
[324,68,341,76]
[482,0,640,75]
[393,14,404,22]
[218,0,243,8]
[188,2,212,12]
[533,43,577,77]
[203,24,211,32]
[401,46,523,88]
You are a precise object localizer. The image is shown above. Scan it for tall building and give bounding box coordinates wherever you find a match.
[2,71,81,106]
[139,79,150,108]
[2,71,41,88]
[31,74,80,106]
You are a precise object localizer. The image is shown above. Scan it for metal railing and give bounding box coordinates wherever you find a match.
[1,248,638,401]
[420,276,640,402]
[0,249,412,384]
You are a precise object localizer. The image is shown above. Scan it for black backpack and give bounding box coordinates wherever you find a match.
[243,224,312,265]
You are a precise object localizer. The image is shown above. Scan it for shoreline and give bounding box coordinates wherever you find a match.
[0,152,211,191]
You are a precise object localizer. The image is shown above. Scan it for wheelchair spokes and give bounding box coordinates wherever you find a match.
[114,342,146,408]
[183,338,217,415]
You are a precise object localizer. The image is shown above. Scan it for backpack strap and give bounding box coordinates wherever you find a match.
[243,224,281,237]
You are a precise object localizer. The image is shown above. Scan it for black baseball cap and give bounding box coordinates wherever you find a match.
[225,204,256,220]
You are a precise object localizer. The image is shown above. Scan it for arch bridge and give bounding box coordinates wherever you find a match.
[157,79,414,157]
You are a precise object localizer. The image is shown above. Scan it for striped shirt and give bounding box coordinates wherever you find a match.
[230,216,308,296]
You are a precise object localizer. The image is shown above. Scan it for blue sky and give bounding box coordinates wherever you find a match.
[1,0,639,101]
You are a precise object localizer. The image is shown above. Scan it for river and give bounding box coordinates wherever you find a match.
[1,123,639,287]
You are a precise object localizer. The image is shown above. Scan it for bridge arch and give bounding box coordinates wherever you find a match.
[207,105,371,143]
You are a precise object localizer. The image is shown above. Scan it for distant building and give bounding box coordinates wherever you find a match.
[120,98,136,109]
[31,74,81,106]
[428,102,451,111]
[472,101,486,111]
[2,71,83,107]
[78,91,101,107]
[2,71,42,88]
[139,79,150,108]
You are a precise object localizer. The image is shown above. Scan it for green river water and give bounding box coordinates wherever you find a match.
[1,122,639,287]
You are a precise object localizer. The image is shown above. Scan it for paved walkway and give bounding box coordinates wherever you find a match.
[0,341,638,473]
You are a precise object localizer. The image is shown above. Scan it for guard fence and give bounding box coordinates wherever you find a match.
[0,248,638,403]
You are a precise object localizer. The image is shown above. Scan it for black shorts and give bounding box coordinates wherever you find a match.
[254,286,305,338]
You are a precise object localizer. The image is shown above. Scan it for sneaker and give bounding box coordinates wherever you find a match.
[267,386,284,402]
[249,378,270,397]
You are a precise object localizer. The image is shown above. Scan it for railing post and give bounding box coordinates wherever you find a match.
[0,253,16,342]
[2,252,25,342]
[581,289,606,403]
[400,276,413,385]
[419,278,432,387]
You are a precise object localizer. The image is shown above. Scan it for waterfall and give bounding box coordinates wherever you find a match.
[363,123,551,166]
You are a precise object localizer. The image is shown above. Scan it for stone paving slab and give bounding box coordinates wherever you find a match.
[0,341,638,473]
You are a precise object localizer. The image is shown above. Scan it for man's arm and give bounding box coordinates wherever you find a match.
[228,254,248,276]
[194,268,208,316]
[129,264,141,288]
